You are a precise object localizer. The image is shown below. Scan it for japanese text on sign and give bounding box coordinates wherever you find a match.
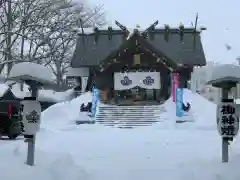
[217,103,239,138]
[19,104,25,133]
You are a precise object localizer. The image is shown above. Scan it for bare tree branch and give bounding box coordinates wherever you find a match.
[0,0,106,89]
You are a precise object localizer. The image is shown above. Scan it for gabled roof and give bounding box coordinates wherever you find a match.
[71,28,206,68]
[98,32,178,70]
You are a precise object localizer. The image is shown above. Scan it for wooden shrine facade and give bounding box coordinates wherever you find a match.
[70,21,206,105]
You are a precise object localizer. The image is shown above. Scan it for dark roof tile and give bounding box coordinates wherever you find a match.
[71,28,206,68]
[71,33,124,67]
[146,32,206,66]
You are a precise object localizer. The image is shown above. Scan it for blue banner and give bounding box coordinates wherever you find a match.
[176,88,184,117]
[91,87,100,117]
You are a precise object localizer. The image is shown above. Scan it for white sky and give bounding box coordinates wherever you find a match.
[87,0,240,64]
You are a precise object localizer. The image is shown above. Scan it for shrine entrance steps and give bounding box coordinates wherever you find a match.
[95,104,166,128]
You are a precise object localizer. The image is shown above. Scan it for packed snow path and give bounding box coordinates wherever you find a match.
[1,89,240,180]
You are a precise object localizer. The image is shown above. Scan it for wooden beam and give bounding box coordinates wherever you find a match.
[133,54,141,65]
[144,49,174,72]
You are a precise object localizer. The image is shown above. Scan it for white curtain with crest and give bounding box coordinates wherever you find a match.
[114,72,161,90]
[139,72,161,89]
[114,72,138,90]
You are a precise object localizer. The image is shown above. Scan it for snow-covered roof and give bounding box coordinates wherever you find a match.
[11,84,30,99]
[66,67,89,77]
[5,80,17,86]
[0,82,74,102]
[0,83,28,99]
[72,24,206,68]
[8,62,54,85]
[0,84,10,97]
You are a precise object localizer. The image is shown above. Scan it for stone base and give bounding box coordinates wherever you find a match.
[75,120,95,125]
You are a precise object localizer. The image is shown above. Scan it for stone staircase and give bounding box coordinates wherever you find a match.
[95,104,166,128]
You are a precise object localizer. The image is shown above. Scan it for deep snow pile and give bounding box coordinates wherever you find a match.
[182,89,217,129]
[0,92,96,180]
[37,90,240,180]
[1,88,240,180]
[151,89,217,130]
[41,88,217,130]
[162,89,216,118]
[0,143,89,180]
[38,89,74,102]
[41,91,93,131]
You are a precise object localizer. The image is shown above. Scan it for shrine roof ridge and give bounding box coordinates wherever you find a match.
[71,24,207,68]
[73,26,206,36]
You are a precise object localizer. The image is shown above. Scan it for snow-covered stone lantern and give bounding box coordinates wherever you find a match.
[8,62,54,166]
[207,64,240,163]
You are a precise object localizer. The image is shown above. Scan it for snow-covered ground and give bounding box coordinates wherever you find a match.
[1,89,240,180]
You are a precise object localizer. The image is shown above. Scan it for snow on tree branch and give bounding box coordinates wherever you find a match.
[0,0,106,89]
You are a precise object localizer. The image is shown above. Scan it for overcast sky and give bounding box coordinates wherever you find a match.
[87,0,239,64]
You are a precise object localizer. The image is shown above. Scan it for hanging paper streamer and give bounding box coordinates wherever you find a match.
[176,88,184,117]
[91,87,100,117]
[172,73,180,102]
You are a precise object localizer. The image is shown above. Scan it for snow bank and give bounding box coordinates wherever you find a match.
[25,87,240,180]
[35,119,238,180]
[0,83,30,99]
[0,144,89,180]
[41,92,92,131]
[11,84,31,99]
[0,83,31,99]
[153,89,217,130]
[183,89,217,128]
[7,82,74,102]
[41,88,217,131]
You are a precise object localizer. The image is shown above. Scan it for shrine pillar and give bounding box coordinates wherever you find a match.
[172,72,180,102]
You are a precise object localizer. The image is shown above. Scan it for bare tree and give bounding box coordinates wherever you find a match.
[0,0,105,84]
[0,0,62,72]
[42,2,106,89]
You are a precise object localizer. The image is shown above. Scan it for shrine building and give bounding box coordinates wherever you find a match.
[69,21,206,105]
